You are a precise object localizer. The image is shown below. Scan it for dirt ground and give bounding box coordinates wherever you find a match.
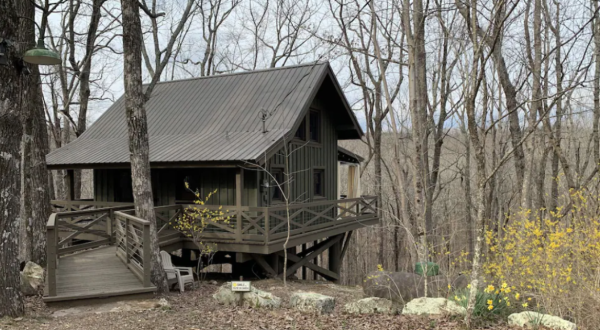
[0,279,523,330]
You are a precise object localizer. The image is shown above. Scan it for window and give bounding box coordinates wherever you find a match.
[309,110,320,142]
[271,168,285,201]
[295,118,306,140]
[114,171,134,203]
[313,169,324,197]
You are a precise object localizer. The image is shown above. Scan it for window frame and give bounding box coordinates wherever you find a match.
[294,117,307,141]
[270,166,286,202]
[313,168,325,199]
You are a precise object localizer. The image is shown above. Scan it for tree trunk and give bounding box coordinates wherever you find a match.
[17,0,49,266]
[0,0,25,317]
[19,102,32,262]
[120,0,168,293]
[29,75,51,265]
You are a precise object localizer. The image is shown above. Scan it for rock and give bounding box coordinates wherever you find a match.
[401,297,466,316]
[20,261,44,296]
[213,283,281,308]
[508,312,576,330]
[52,308,82,318]
[344,297,398,315]
[363,271,468,303]
[290,292,335,314]
[157,298,171,309]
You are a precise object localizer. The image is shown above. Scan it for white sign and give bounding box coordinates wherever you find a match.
[231,281,251,292]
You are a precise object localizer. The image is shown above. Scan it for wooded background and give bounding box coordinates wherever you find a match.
[11,0,600,287]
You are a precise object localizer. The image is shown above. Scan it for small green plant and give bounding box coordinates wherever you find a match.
[451,284,513,318]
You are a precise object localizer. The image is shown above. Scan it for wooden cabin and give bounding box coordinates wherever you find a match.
[44,62,378,303]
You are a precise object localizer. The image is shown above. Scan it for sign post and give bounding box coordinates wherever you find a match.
[231,276,251,307]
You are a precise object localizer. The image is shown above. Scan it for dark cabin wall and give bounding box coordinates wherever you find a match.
[94,168,258,207]
[264,94,338,206]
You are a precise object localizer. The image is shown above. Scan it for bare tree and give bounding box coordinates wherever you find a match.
[0,0,25,317]
[120,0,169,293]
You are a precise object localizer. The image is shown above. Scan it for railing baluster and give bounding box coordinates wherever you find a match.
[264,208,270,244]
[108,209,114,244]
[235,206,242,242]
[125,217,130,264]
[142,224,151,287]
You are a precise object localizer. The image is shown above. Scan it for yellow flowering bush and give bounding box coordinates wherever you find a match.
[171,185,232,256]
[483,188,600,328]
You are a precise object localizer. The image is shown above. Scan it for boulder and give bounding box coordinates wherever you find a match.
[344,297,398,315]
[213,283,281,308]
[401,297,466,316]
[363,271,468,304]
[290,292,335,314]
[20,261,44,296]
[508,312,576,330]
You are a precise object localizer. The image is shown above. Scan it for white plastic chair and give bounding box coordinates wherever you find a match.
[160,250,195,292]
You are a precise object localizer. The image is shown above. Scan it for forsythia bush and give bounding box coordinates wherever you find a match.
[483,189,600,327]
[171,185,231,255]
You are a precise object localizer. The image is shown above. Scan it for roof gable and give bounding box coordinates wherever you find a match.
[47,62,362,168]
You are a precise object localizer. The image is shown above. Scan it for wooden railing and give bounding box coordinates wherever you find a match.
[51,199,133,212]
[114,211,152,287]
[179,195,379,245]
[45,204,134,296]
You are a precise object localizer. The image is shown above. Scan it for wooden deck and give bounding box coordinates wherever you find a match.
[43,246,156,303]
[45,197,378,303]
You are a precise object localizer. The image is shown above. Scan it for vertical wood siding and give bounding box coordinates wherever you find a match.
[267,95,338,204]
[94,168,257,206]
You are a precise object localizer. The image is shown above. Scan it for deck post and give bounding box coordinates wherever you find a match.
[264,208,270,244]
[301,243,307,280]
[235,168,243,242]
[108,209,114,244]
[328,237,342,283]
[142,224,151,287]
[65,169,75,204]
[313,240,318,280]
[46,221,57,296]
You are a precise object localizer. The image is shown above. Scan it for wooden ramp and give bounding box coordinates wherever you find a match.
[43,246,156,303]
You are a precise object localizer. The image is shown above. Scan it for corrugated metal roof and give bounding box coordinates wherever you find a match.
[47,62,361,167]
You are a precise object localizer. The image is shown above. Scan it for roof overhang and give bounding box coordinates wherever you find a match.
[338,146,364,164]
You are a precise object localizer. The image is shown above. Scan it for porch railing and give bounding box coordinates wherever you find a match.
[114,211,152,287]
[179,195,379,244]
[51,199,133,212]
[45,204,134,296]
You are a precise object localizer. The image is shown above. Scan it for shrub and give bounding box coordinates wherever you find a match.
[483,188,600,328]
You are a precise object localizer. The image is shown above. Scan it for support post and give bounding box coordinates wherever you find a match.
[301,243,307,280]
[143,224,151,287]
[108,209,114,244]
[65,169,75,202]
[313,240,318,280]
[264,208,270,244]
[328,238,342,283]
[46,225,57,296]
[235,168,243,242]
